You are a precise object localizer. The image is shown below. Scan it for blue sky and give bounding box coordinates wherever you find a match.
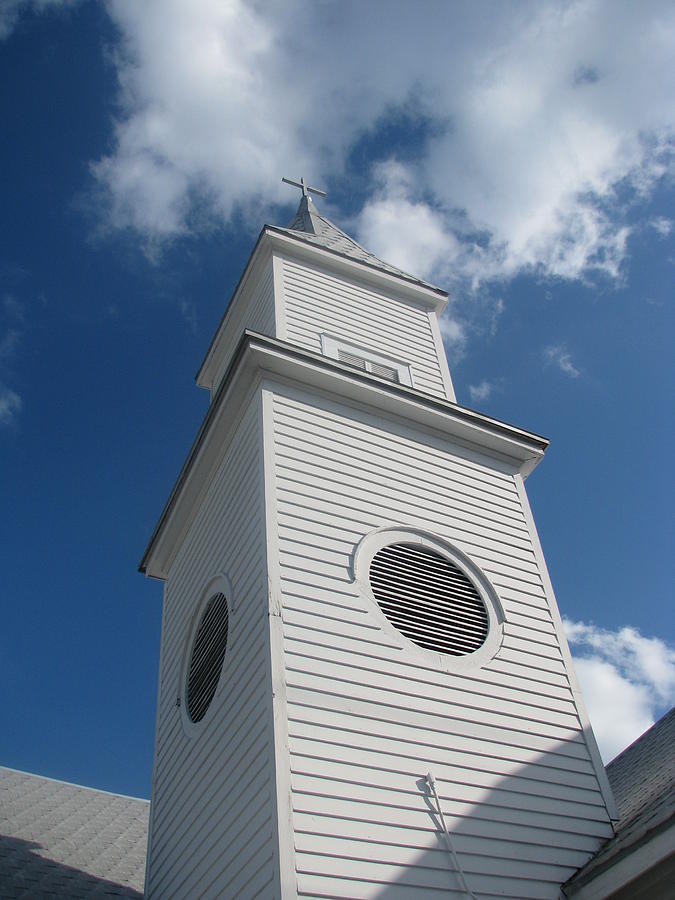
[1,0,673,798]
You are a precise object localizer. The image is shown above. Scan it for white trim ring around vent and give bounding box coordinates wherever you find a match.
[352,527,505,673]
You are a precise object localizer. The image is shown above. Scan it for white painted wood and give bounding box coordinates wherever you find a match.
[141,337,548,580]
[208,255,276,397]
[280,256,451,400]
[143,580,169,898]
[320,333,414,386]
[266,381,614,899]
[427,308,457,402]
[293,809,605,855]
[513,472,619,821]
[266,228,448,313]
[145,394,279,899]
[272,251,288,342]
[143,206,613,899]
[261,385,298,898]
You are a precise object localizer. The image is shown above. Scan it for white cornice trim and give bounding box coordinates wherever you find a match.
[196,226,449,391]
[195,233,272,390]
[265,227,449,312]
[141,332,548,580]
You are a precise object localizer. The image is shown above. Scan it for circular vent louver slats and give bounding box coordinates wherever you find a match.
[186,592,229,723]
[369,543,488,656]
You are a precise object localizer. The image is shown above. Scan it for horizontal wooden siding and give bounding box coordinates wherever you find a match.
[281,257,449,400]
[146,395,276,899]
[270,386,612,899]
[210,258,276,397]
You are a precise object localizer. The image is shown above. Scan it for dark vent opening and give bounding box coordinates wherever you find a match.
[187,592,229,723]
[337,348,400,383]
[369,543,488,656]
[338,348,367,371]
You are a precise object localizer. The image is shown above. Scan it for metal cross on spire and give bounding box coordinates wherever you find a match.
[282,176,327,200]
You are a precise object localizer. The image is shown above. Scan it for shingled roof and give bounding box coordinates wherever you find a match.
[0,766,148,898]
[564,706,675,896]
[3,711,673,897]
[269,194,447,297]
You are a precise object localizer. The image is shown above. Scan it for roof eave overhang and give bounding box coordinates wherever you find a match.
[141,332,548,581]
[196,226,449,391]
[264,226,449,313]
[563,816,675,899]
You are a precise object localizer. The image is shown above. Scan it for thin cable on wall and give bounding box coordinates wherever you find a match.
[426,772,478,900]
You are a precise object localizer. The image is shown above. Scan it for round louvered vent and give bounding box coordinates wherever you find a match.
[186,592,229,723]
[369,543,488,656]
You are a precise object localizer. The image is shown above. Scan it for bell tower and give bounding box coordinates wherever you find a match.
[141,183,616,898]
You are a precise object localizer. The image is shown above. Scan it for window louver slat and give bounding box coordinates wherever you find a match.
[377,603,487,641]
[369,544,488,656]
[375,603,488,638]
[337,349,367,371]
[370,568,488,608]
[370,580,489,623]
[187,592,229,723]
[377,612,486,651]
[369,361,400,382]
[370,562,489,604]
[336,348,401,383]
[374,546,478,584]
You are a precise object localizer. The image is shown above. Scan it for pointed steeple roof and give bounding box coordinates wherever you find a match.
[270,195,446,297]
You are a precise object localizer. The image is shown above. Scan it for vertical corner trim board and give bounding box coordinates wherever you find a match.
[146,397,277,899]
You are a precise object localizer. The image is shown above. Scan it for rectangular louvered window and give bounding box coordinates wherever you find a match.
[322,335,413,386]
[337,349,368,372]
[369,360,399,382]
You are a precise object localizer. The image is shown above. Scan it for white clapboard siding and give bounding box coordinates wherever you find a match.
[209,257,276,397]
[281,257,449,399]
[269,384,613,898]
[146,395,277,899]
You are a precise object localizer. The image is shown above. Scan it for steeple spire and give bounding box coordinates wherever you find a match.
[282,175,327,236]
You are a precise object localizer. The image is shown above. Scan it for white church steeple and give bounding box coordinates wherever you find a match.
[141,188,616,898]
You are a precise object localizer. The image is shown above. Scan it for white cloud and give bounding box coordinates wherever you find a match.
[0,385,21,425]
[356,161,461,281]
[89,0,674,292]
[544,343,580,377]
[469,380,493,404]
[438,313,467,364]
[650,216,673,237]
[0,0,77,40]
[565,619,675,761]
[485,297,505,338]
[92,0,323,243]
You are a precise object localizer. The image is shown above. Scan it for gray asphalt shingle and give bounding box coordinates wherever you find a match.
[0,766,148,898]
[272,194,447,297]
[564,707,675,892]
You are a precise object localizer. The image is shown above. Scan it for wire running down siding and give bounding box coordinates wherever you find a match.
[270,385,613,900]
